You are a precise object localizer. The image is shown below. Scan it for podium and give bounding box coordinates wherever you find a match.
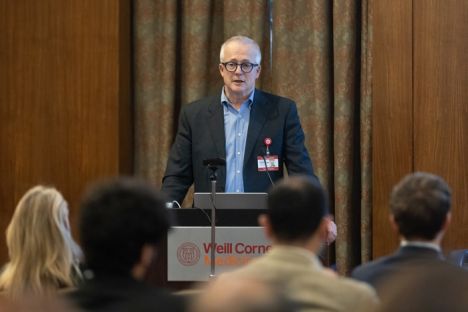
[147,206,268,290]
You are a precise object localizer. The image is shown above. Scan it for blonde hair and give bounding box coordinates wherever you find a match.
[0,186,82,299]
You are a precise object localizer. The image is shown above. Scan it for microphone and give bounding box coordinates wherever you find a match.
[262,138,275,187]
[203,158,226,167]
[203,158,226,182]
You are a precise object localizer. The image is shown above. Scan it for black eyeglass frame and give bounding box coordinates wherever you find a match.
[221,62,259,73]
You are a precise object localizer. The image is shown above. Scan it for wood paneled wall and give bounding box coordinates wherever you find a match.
[372,0,413,257]
[413,0,468,250]
[372,0,468,257]
[0,0,132,263]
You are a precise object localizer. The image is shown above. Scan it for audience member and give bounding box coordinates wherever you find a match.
[218,176,378,312]
[0,186,82,299]
[66,178,185,312]
[351,172,461,295]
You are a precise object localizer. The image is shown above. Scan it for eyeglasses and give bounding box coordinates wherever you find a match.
[221,62,259,73]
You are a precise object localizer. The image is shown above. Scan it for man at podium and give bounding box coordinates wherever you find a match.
[162,35,319,205]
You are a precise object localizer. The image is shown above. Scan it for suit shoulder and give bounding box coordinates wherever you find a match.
[183,95,218,113]
[335,275,377,295]
[351,256,389,278]
[332,277,379,310]
[255,89,296,106]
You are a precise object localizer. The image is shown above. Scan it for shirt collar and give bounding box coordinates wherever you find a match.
[220,87,255,109]
[400,240,441,252]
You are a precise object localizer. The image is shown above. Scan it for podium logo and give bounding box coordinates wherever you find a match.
[177,242,200,266]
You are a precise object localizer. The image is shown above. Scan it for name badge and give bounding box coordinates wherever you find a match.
[257,155,279,171]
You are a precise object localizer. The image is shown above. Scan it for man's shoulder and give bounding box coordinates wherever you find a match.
[332,274,376,294]
[324,276,379,311]
[351,253,396,281]
[254,89,296,105]
[353,246,445,279]
[182,94,218,112]
[65,277,185,312]
[176,95,220,124]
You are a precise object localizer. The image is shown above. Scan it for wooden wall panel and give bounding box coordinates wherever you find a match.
[0,0,131,263]
[372,0,413,258]
[414,0,468,250]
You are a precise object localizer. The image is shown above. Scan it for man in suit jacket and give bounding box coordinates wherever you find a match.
[66,179,185,312]
[162,35,318,205]
[351,172,460,295]
[215,176,378,312]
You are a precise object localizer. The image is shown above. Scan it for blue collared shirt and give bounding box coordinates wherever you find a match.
[221,88,254,192]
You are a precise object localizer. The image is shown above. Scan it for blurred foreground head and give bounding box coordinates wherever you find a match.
[79,178,171,277]
[265,176,328,243]
[0,186,81,299]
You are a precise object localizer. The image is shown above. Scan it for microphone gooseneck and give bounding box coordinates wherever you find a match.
[202,158,225,279]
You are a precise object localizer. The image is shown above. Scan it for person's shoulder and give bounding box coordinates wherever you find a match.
[351,254,392,281]
[331,276,379,311]
[255,89,295,105]
[135,287,186,311]
[335,275,377,294]
[307,271,378,311]
[218,256,271,280]
[65,281,186,312]
[102,289,186,312]
[184,94,219,111]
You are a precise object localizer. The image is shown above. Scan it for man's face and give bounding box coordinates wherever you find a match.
[219,41,261,100]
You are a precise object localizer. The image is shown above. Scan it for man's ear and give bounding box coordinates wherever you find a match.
[141,244,157,267]
[219,63,225,75]
[317,218,329,242]
[132,244,157,281]
[255,65,261,79]
[441,211,452,232]
[389,214,399,233]
[258,214,273,240]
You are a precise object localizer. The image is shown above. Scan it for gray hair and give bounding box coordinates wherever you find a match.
[220,35,262,64]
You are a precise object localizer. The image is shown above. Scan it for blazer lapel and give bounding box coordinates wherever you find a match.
[244,90,268,166]
[207,97,226,159]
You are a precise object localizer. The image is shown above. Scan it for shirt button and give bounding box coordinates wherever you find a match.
[236,170,240,174]
[238,133,241,136]
[236,189,240,192]
[237,152,241,155]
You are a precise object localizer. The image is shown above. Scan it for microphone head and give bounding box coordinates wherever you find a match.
[203,158,226,167]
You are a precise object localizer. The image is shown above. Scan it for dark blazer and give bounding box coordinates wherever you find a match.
[351,245,446,292]
[66,275,186,312]
[162,89,318,203]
